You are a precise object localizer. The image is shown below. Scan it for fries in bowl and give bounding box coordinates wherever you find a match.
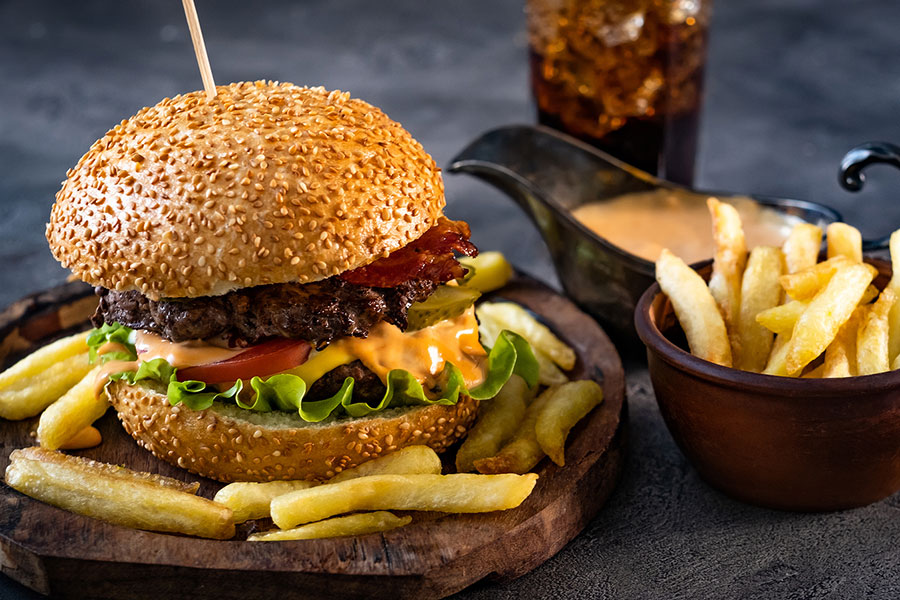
[656,204,900,378]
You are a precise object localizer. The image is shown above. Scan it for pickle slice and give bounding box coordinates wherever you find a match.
[407,285,482,330]
[459,252,513,293]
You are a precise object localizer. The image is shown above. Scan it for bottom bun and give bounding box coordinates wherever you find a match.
[109,381,478,483]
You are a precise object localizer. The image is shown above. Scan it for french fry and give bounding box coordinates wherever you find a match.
[214,481,314,524]
[270,473,538,529]
[763,333,791,376]
[857,288,895,375]
[656,249,732,367]
[756,300,809,335]
[534,352,570,386]
[706,198,747,340]
[248,511,411,541]
[0,330,89,390]
[779,256,852,301]
[456,375,534,473]
[823,307,864,378]
[0,351,93,421]
[826,223,863,262]
[475,302,576,370]
[861,285,880,305]
[5,448,231,538]
[216,445,443,522]
[11,447,199,493]
[760,280,875,377]
[782,223,822,274]
[785,263,876,375]
[534,380,603,466]
[476,309,501,344]
[330,445,442,483]
[735,247,784,371]
[474,386,554,474]
[37,367,109,450]
[0,329,93,421]
[757,287,875,337]
[458,252,514,294]
[887,231,900,363]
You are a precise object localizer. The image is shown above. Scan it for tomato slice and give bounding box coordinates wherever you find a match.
[177,338,311,384]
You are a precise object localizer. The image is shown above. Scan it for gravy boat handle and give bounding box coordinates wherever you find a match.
[839,141,900,251]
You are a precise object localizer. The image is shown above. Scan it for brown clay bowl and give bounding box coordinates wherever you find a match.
[634,257,900,511]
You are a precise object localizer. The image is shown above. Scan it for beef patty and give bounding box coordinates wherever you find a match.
[91,277,438,347]
[305,360,386,404]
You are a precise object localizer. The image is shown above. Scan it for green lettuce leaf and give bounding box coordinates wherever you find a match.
[87,322,137,364]
[96,330,538,423]
[246,375,356,422]
[469,329,539,398]
[168,378,243,411]
[108,357,175,384]
[106,357,242,411]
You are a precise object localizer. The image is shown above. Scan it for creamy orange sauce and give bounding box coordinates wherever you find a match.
[97,342,128,356]
[338,306,487,390]
[134,331,243,367]
[572,189,804,264]
[92,333,242,397]
[93,359,139,397]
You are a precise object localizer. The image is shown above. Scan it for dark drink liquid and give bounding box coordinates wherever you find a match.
[528,1,711,186]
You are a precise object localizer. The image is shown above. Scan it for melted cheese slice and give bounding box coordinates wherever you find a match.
[285,345,355,384]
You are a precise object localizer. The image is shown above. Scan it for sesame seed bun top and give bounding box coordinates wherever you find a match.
[46,81,445,300]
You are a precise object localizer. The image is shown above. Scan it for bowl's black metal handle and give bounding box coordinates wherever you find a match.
[838,142,900,251]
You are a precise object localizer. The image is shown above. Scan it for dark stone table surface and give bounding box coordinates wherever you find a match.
[1,0,899,598]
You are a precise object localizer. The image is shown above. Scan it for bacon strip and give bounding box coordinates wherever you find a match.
[340,217,478,287]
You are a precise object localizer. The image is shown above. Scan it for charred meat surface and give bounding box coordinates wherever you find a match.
[92,277,438,348]
[341,217,477,287]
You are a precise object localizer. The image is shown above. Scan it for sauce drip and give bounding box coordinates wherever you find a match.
[339,306,487,390]
[571,189,805,264]
[93,359,139,398]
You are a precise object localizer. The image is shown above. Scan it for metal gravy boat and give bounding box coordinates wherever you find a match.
[449,126,889,351]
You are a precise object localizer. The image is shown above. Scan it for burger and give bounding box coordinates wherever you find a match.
[45,81,536,483]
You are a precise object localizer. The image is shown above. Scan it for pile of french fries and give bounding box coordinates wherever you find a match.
[0,330,107,450]
[0,256,606,542]
[657,197,900,377]
[466,302,604,473]
[5,445,537,541]
[215,444,537,540]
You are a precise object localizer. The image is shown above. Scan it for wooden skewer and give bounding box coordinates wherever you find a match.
[182,0,216,100]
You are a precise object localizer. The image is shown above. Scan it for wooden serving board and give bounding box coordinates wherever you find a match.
[0,275,626,600]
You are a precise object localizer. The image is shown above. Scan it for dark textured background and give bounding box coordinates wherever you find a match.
[1,0,899,598]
